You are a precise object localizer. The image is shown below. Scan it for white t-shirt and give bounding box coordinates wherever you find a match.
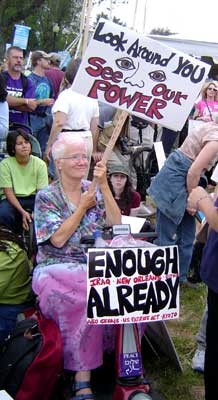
[52,88,99,130]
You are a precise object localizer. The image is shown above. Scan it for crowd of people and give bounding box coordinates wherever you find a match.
[0,45,218,399]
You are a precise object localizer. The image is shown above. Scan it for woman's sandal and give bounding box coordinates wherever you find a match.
[71,381,95,400]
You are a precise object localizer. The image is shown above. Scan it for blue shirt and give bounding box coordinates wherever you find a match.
[28,73,53,115]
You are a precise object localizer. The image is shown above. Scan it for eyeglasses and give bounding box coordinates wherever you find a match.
[60,154,89,161]
[208,87,217,91]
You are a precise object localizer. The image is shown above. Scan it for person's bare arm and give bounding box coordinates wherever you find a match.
[50,191,96,248]
[92,161,121,225]
[38,98,54,107]
[90,116,99,153]
[186,141,218,193]
[192,107,200,120]
[188,186,218,231]
[45,111,67,158]
[92,125,103,162]
[193,106,211,122]
[3,188,32,230]
[6,95,38,112]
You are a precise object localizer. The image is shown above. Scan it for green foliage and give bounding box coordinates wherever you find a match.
[93,12,126,29]
[144,283,207,400]
[0,0,83,58]
[150,27,176,36]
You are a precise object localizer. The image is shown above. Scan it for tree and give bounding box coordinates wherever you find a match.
[93,12,126,28]
[26,0,83,52]
[0,0,46,55]
[149,27,176,36]
[0,0,83,57]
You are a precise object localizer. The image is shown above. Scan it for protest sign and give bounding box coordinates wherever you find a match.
[87,245,179,325]
[72,19,210,131]
[12,25,31,50]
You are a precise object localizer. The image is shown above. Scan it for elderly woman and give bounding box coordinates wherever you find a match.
[32,132,121,400]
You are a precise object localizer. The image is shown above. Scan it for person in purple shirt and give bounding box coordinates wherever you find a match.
[3,46,37,126]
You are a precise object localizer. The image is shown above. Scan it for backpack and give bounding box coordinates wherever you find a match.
[0,71,28,97]
[0,227,34,310]
[0,311,63,400]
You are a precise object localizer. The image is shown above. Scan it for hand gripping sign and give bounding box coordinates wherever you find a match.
[72,18,211,131]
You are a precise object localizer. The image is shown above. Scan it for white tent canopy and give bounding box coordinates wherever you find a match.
[147,34,218,60]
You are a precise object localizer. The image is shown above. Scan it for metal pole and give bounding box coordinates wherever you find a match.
[82,0,93,56]
[109,0,113,20]
[132,0,139,30]
[142,0,147,34]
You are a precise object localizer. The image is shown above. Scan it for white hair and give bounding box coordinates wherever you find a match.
[52,132,87,160]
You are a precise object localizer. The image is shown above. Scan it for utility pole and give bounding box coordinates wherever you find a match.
[131,0,148,33]
[132,0,139,30]
[62,0,93,59]
[81,0,93,56]
[142,0,148,34]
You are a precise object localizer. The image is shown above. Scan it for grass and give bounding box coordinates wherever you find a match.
[143,196,207,399]
[144,282,207,400]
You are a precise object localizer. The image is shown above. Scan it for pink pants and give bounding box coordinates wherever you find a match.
[32,263,114,371]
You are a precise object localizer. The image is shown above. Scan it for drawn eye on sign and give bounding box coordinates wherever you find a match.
[115,56,167,88]
[148,70,166,82]
[115,57,144,88]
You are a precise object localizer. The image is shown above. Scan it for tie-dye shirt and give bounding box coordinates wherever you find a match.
[34,180,106,267]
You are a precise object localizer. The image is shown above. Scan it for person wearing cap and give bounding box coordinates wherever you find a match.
[28,50,55,155]
[108,164,141,216]
[45,53,64,100]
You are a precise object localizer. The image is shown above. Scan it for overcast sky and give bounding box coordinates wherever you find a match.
[91,0,218,42]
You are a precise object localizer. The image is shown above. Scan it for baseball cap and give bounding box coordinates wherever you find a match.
[109,164,130,177]
[31,50,50,65]
[49,52,61,66]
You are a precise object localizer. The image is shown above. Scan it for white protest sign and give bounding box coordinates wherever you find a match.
[87,245,179,324]
[72,19,211,131]
[0,391,14,400]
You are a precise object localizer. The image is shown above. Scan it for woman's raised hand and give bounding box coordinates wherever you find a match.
[93,161,107,186]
